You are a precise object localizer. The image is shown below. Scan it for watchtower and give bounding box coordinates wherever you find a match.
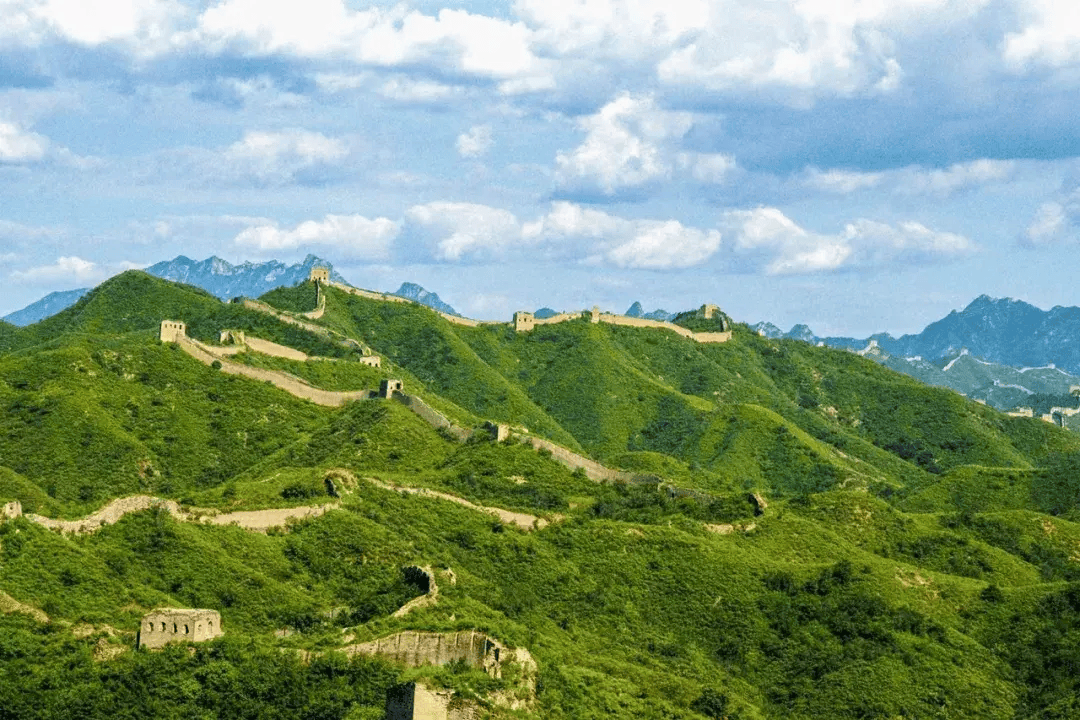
[138,608,222,649]
[380,379,403,398]
[698,304,719,320]
[590,306,600,323]
[513,311,535,333]
[159,320,187,343]
[309,267,330,284]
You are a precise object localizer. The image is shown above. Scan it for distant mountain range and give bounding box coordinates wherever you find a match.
[391,282,458,316]
[4,255,458,325]
[2,288,92,326]
[754,295,1080,412]
[755,295,1080,375]
[625,301,676,321]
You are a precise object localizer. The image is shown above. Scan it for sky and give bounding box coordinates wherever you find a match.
[3,0,1080,336]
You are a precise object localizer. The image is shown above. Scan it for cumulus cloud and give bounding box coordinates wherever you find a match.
[555,93,693,197]
[10,255,100,283]
[0,0,185,50]
[522,201,722,269]
[722,207,974,275]
[1003,2,1080,70]
[0,120,49,162]
[400,199,722,268]
[1022,183,1080,246]
[234,214,399,259]
[456,125,493,158]
[223,129,349,185]
[404,202,521,262]
[190,1,552,91]
[677,152,737,184]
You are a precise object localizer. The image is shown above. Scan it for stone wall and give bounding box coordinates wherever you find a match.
[179,337,373,407]
[244,336,310,362]
[138,608,222,649]
[395,394,472,441]
[28,495,185,534]
[514,435,658,485]
[347,630,506,678]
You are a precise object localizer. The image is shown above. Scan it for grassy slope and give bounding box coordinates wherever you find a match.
[4,279,1080,718]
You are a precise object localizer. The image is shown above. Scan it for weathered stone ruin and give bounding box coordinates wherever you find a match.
[1,500,22,520]
[138,608,222,649]
[386,683,478,720]
[748,492,768,517]
[159,320,186,343]
[380,378,404,398]
[309,267,330,284]
[219,329,246,345]
[348,630,506,679]
[484,422,510,442]
[698,303,720,320]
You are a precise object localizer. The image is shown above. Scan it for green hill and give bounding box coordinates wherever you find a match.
[4,276,1080,719]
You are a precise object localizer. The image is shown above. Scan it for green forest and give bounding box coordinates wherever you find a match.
[3,271,1080,718]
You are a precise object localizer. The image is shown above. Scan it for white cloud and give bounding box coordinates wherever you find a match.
[722,207,973,275]
[677,152,737,184]
[234,214,399,259]
[0,0,185,50]
[896,159,1015,195]
[523,201,721,269]
[10,255,100,283]
[803,168,886,194]
[516,0,710,59]
[0,121,49,162]
[801,159,1015,196]
[1025,201,1071,245]
[555,93,693,196]
[1003,0,1080,69]
[405,202,521,262]
[456,125,493,159]
[223,129,349,184]
[191,1,552,89]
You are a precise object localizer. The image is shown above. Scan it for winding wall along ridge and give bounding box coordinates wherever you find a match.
[17,494,336,535]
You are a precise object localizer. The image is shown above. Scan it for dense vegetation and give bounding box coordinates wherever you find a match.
[4,273,1080,718]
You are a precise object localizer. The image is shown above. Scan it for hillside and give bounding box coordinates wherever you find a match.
[4,273,1080,718]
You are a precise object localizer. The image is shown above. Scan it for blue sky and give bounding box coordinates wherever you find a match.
[3,0,1080,336]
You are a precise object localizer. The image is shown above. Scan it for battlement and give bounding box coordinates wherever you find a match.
[159,320,187,343]
[138,608,222,649]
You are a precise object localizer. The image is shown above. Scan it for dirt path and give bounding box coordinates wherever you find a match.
[365,478,555,530]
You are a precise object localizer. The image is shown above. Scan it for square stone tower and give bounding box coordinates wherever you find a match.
[309,267,330,284]
[513,311,535,332]
[138,609,222,649]
[380,379,404,398]
[159,320,186,343]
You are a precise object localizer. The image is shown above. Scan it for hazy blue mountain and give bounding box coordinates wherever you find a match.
[749,321,784,339]
[534,307,559,319]
[4,255,345,326]
[3,288,91,326]
[392,282,458,316]
[145,254,346,301]
[625,301,675,321]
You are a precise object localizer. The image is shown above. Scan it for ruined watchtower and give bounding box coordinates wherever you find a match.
[309,267,330,284]
[159,320,187,343]
[513,311,535,333]
[590,306,600,323]
[380,379,404,398]
[698,304,720,320]
[138,608,222,649]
